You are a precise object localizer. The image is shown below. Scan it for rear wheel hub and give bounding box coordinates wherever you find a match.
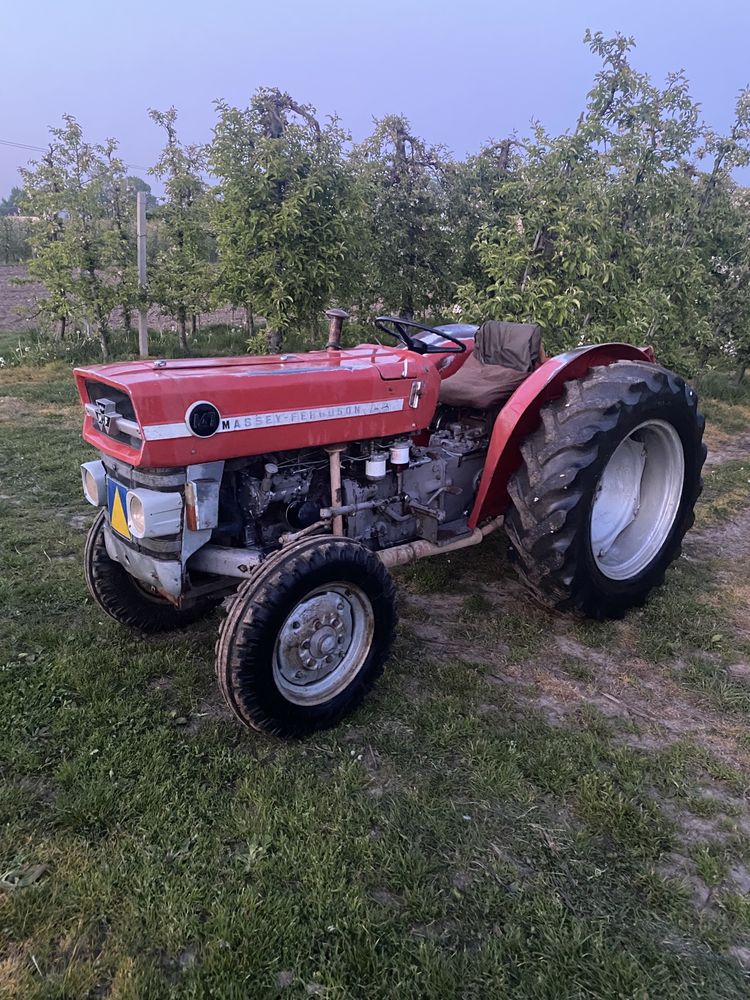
[590,419,685,581]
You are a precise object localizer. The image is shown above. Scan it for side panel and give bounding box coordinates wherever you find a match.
[467,344,655,528]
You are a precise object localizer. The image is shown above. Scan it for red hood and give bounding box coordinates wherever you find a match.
[75,344,446,468]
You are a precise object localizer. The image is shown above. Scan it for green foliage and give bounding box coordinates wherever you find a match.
[0,215,32,263]
[19,117,138,358]
[209,88,351,349]
[458,32,750,374]
[0,185,25,216]
[351,115,453,318]
[149,107,214,351]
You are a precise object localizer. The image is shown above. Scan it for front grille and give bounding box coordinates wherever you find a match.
[85,381,136,420]
[85,381,141,446]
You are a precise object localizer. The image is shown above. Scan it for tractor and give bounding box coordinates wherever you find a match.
[75,312,705,736]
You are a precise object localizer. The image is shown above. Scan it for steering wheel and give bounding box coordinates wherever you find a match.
[374,316,467,355]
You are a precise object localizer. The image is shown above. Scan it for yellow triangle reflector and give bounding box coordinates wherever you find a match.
[111,487,131,539]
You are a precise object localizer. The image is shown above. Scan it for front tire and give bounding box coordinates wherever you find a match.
[84,511,219,633]
[504,361,706,619]
[215,537,397,737]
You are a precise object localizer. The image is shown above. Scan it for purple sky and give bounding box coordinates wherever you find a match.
[2,0,749,195]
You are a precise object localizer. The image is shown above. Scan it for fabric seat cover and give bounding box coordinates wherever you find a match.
[439,321,542,410]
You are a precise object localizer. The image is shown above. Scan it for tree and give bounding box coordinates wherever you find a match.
[210,88,350,350]
[0,216,32,263]
[351,116,453,318]
[444,139,520,291]
[149,107,213,351]
[20,116,136,356]
[125,176,157,212]
[0,186,25,216]
[457,32,732,372]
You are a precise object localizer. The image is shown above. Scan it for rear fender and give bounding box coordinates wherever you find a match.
[467,343,655,528]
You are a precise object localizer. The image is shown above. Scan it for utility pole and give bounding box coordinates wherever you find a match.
[136,191,148,358]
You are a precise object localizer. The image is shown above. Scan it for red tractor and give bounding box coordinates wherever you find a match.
[75,313,705,736]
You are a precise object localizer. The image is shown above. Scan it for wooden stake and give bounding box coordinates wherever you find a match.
[136,191,148,358]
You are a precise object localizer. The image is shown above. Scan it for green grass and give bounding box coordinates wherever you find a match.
[697,372,750,407]
[700,460,750,524]
[3,359,750,997]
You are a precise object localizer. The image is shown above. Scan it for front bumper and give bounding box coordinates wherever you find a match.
[103,524,184,600]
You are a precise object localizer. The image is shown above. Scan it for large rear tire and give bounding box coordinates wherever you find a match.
[84,511,220,633]
[215,537,397,737]
[504,362,706,619]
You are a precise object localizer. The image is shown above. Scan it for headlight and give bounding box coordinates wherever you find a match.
[126,488,182,539]
[127,493,146,536]
[81,461,106,506]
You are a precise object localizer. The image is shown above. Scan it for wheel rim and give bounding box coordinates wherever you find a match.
[272,582,374,706]
[590,419,685,581]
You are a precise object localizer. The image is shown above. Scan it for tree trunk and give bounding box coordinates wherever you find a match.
[191,314,197,337]
[246,304,255,338]
[123,308,132,337]
[735,363,746,385]
[266,326,281,353]
[178,306,189,353]
[399,290,414,320]
[99,325,110,361]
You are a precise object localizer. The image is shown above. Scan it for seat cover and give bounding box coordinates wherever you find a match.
[475,321,542,370]
[438,320,542,410]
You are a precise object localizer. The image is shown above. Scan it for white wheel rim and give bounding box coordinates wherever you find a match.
[272,582,374,706]
[590,419,685,581]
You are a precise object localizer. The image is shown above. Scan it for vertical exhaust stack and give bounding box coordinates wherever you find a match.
[325,308,349,351]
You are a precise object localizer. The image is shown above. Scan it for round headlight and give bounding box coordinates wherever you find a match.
[127,493,146,537]
[81,461,106,506]
[83,468,98,505]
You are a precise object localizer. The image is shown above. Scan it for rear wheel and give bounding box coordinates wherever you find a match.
[215,537,397,737]
[84,511,220,633]
[504,361,706,619]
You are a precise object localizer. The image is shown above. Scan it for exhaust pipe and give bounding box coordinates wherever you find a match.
[377,516,504,569]
[325,308,349,350]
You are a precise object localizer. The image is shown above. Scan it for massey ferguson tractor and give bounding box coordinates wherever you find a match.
[75,312,705,736]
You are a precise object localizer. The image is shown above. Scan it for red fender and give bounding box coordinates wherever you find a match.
[467,343,656,529]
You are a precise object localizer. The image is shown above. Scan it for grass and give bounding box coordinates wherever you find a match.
[2,348,750,996]
[700,459,750,524]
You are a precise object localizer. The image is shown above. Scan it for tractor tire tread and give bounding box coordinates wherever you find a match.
[215,538,397,738]
[504,361,705,619]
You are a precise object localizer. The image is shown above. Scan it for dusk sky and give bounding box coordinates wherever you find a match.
[2,0,749,196]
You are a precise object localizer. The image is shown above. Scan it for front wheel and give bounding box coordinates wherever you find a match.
[84,511,220,633]
[504,361,706,619]
[215,537,398,737]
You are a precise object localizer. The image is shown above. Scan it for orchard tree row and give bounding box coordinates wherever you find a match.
[10,32,750,377]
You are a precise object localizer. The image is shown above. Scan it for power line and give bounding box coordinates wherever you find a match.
[0,136,150,173]
[0,138,47,153]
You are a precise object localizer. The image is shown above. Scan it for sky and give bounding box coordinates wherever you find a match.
[2,0,749,196]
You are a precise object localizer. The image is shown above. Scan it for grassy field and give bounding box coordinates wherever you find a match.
[2,342,750,998]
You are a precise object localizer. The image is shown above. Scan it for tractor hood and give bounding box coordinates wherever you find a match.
[74,344,443,468]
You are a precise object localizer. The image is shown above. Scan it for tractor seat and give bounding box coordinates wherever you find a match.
[438,321,543,410]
